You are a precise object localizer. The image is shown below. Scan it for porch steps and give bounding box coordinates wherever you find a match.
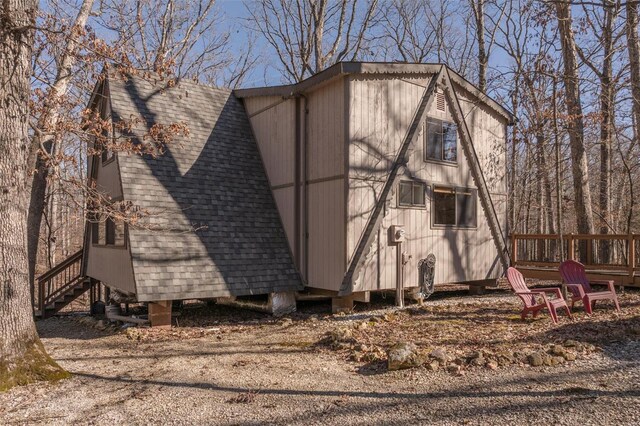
[35,250,94,318]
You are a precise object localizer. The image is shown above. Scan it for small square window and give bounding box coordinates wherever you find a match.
[399,181,426,207]
[426,119,457,164]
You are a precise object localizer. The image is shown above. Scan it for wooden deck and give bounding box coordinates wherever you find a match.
[512,233,640,287]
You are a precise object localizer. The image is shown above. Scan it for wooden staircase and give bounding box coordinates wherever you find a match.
[35,249,94,318]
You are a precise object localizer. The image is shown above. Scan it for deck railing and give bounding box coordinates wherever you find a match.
[36,249,84,314]
[511,234,639,282]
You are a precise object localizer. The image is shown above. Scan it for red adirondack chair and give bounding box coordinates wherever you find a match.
[559,260,621,315]
[506,267,572,324]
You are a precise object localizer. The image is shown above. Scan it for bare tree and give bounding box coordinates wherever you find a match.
[470,0,488,91]
[627,2,640,146]
[624,1,640,233]
[245,0,379,82]
[376,1,478,81]
[554,1,595,236]
[376,0,440,63]
[575,0,623,261]
[27,0,94,301]
[97,0,254,85]
[1,0,69,391]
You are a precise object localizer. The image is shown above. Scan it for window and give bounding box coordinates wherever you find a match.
[91,213,126,247]
[425,119,457,163]
[90,213,102,244]
[101,120,115,164]
[104,216,125,246]
[433,186,477,228]
[399,180,426,207]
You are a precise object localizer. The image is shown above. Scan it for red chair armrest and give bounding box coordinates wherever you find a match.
[516,291,548,304]
[589,279,614,285]
[530,288,563,299]
[565,283,585,298]
[589,279,616,293]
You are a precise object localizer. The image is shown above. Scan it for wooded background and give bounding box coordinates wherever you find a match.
[31,0,640,276]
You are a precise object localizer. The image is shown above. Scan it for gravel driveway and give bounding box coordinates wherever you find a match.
[1,295,639,425]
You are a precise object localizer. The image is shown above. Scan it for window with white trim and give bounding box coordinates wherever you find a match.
[433,186,477,228]
[425,118,457,163]
[398,180,426,207]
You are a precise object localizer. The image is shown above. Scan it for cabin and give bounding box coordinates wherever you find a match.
[35,62,512,325]
[236,62,512,311]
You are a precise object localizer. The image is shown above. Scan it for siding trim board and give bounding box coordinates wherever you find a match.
[441,68,510,271]
[248,97,289,118]
[271,182,295,190]
[294,96,301,267]
[307,174,345,185]
[344,77,351,272]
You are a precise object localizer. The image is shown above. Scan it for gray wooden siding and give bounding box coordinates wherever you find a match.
[86,245,136,293]
[85,87,135,294]
[244,79,346,290]
[348,75,508,293]
[243,96,298,268]
[84,155,134,293]
[96,160,122,197]
[304,78,346,290]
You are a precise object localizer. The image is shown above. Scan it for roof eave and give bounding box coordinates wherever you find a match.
[234,62,514,124]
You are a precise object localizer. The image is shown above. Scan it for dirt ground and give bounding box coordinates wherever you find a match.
[1,288,640,425]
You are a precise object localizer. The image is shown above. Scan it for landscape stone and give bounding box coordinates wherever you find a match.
[528,351,546,367]
[387,342,424,371]
[430,348,450,363]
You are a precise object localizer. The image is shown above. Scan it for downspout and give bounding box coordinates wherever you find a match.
[294,97,301,268]
[292,91,309,283]
[302,94,309,283]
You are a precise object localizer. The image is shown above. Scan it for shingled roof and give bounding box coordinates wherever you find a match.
[107,73,302,302]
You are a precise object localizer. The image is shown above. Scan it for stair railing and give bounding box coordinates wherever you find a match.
[37,249,84,315]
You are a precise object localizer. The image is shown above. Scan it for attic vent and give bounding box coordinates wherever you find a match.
[436,92,446,112]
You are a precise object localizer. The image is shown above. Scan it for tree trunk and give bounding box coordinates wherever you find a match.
[471,0,487,92]
[626,3,640,242]
[27,0,94,293]
[555,1,595,240]
[0,0,68,391]
[508,78,519,233]
[627,3,640,151]
[599,3,616,263]
[535,136,545,259]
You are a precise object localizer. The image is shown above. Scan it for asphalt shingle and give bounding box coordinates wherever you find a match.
[108,74,302,302]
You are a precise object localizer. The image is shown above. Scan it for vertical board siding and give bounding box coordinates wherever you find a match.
[85,87,135,293]
[306,78,346,290]
[348,75,508,292]
[273,187,295,251]
[347,76,426,264]
[244,96,297,262]
[308,180,345,289]
[244,80,347,291]
[307,79,345,180]
[86,245,136,293]
[244,97,296,187]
